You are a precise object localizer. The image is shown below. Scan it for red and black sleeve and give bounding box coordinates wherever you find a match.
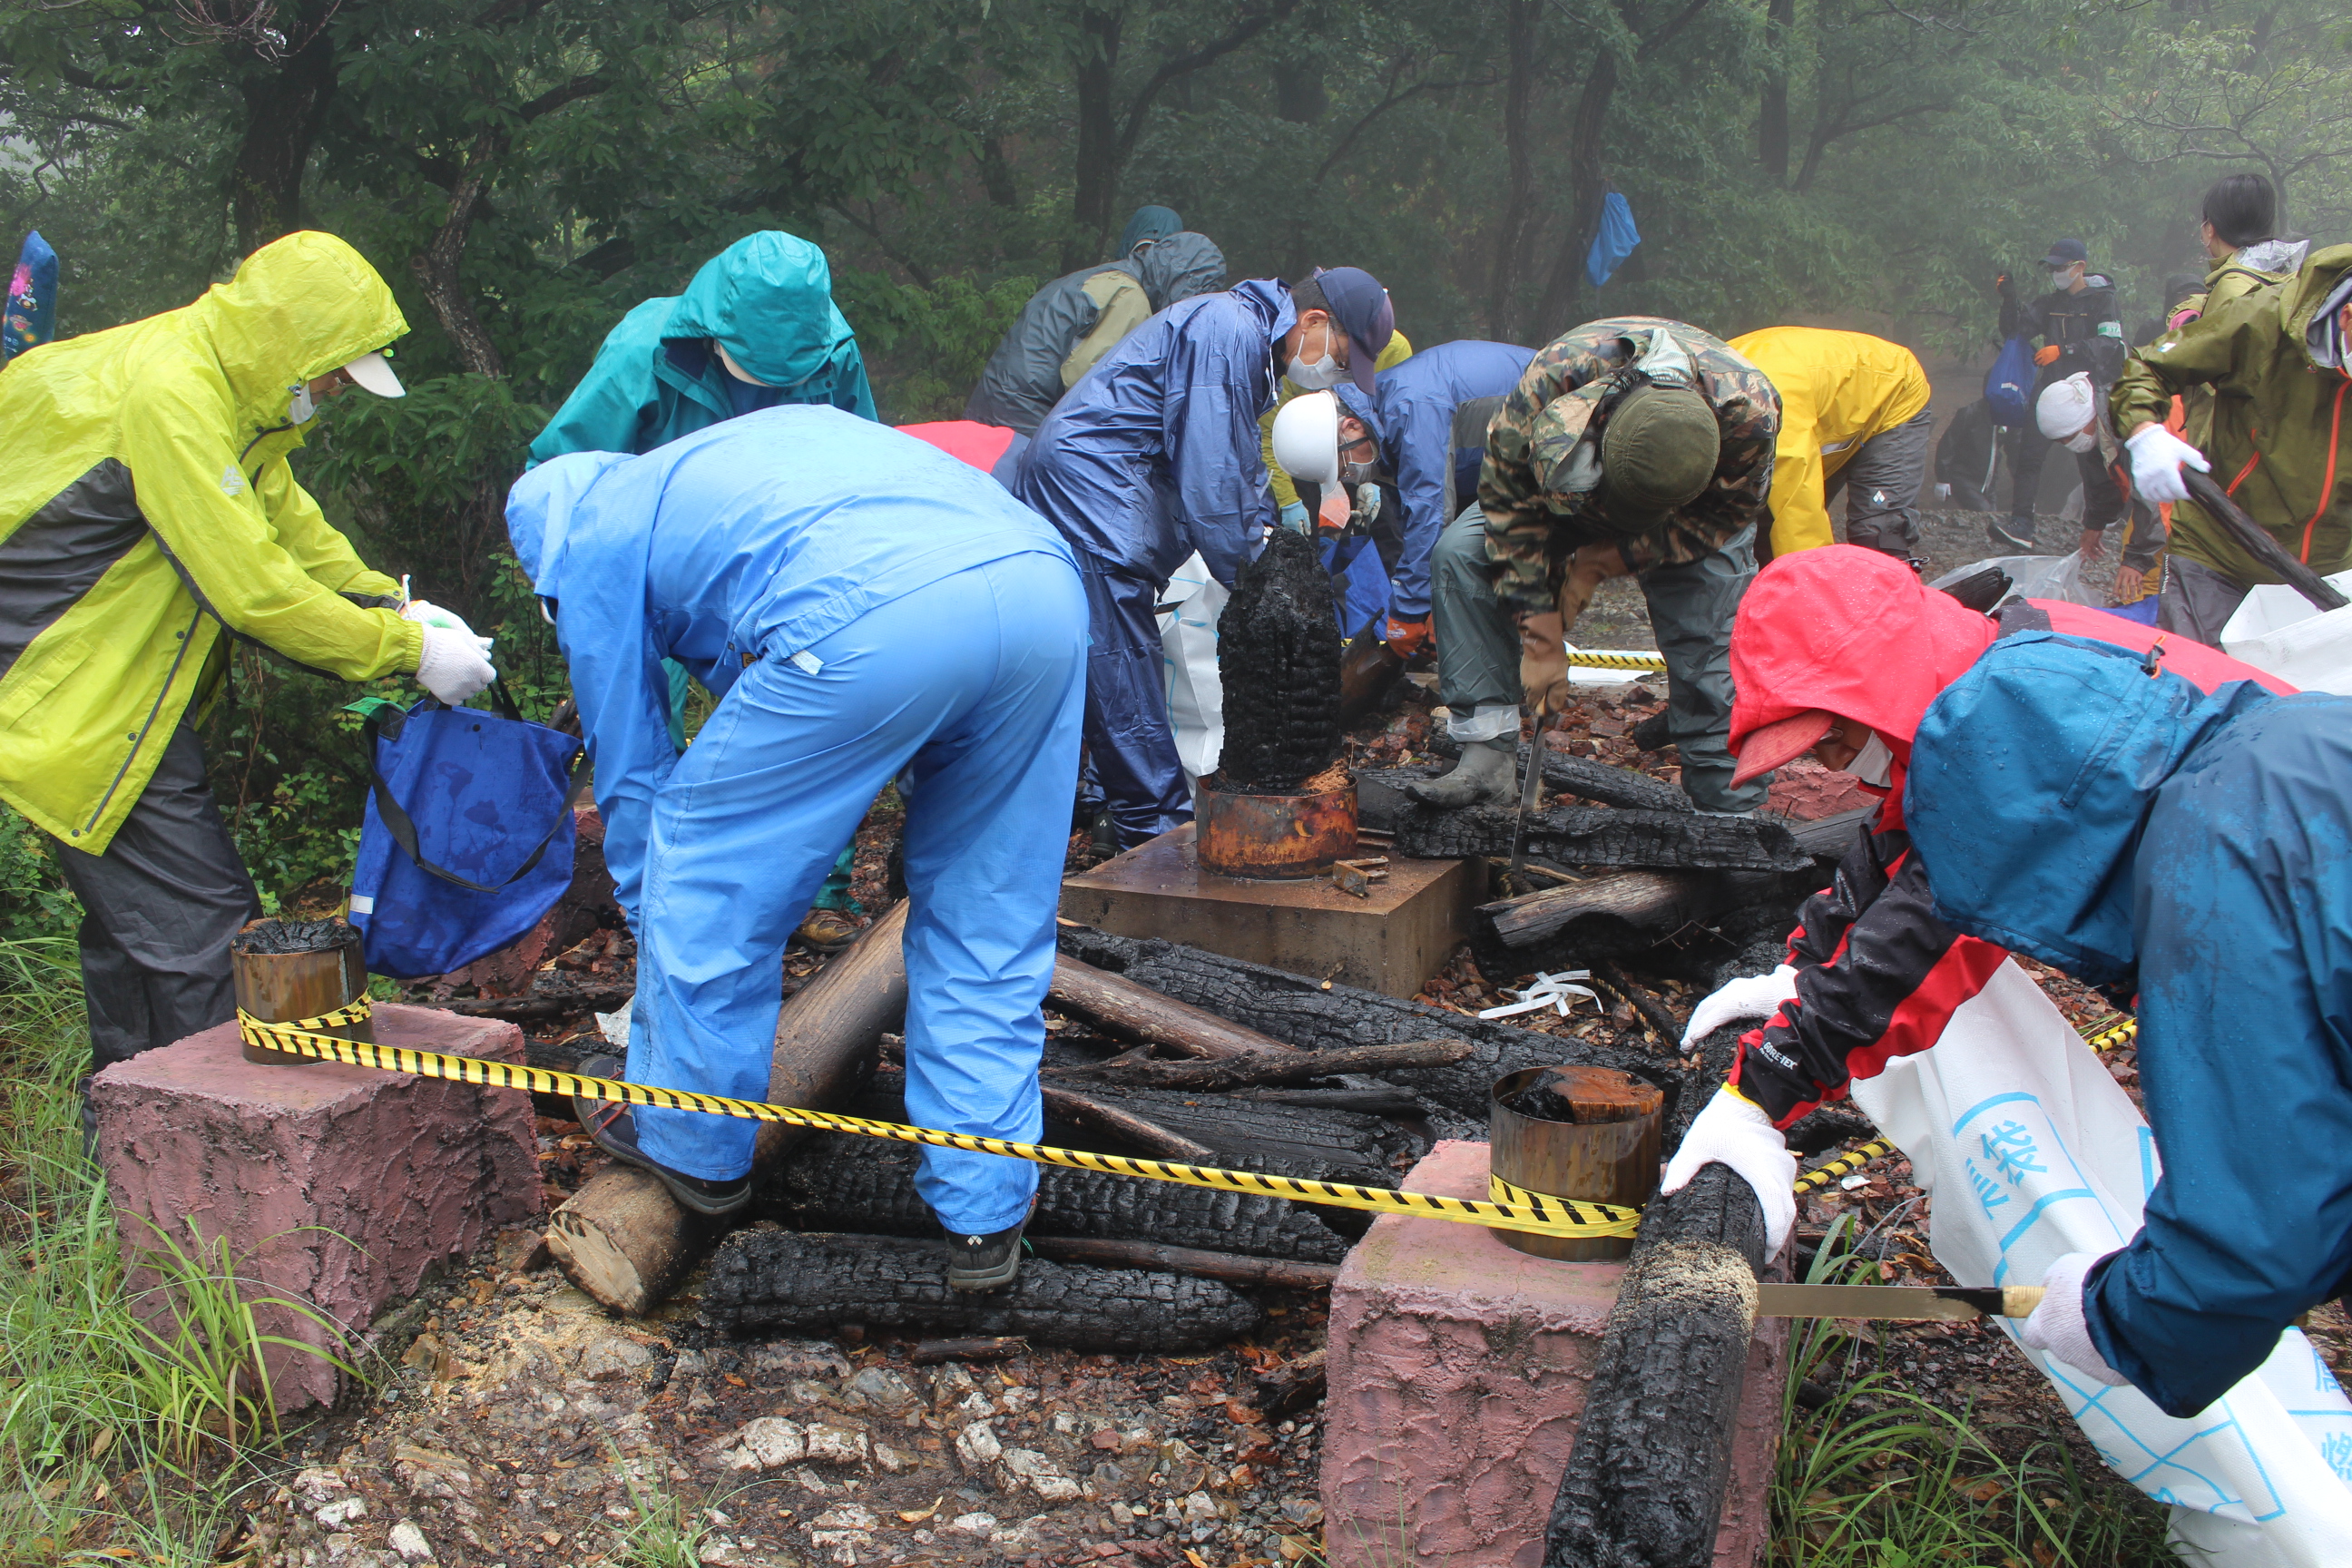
[1730,825,2011,1129]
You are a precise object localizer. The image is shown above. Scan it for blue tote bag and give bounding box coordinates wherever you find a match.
[348,686,590,979]
[1984,335,2034,429]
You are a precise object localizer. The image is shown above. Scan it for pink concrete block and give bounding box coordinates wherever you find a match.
[92,1003,544,1410]
[1322,1140,1785,1568]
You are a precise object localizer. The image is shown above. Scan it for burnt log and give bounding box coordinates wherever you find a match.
[1230,1086,1428,1114]
[762,1135,1351,1263]
[1396,803,1809,873]
[1026,1237,1340,1290]
[1478,868,1792,952]
[1216,524,1343,792]
[701,1231,1261,1352]
[1067,1083,1424,1187]
[1423,740,1699,813]
[1039,1084,1216,1162]
[1591,961,1683,1049]
[1049,956,1300,1059]
[911,1337,1027,1366]
[1542,1162,1767,1568]
[547,901,908,1316]
[1055,926,1663,1122]
[1076,1037,1472,1091]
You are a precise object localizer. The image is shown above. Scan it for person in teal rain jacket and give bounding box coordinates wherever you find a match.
[531,230,877,953]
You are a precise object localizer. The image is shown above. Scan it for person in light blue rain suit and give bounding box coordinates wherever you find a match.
[529,230,879,956]
[1016,267,1394,848]
[1330,338,1534,652]
[505,407,1085,1291]
[1905,632,2352,1417]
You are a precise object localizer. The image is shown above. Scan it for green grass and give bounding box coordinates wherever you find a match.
[0,937,359,1564]
[1769,1217,2174,1567]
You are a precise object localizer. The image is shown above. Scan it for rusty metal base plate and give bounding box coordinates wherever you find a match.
[1060,824,1486,1000]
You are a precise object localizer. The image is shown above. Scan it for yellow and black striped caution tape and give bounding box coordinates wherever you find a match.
[1564,648,1668,672]
[1488,1174,1641,1237]
[2081,1014,2137,1053]
[1791,1140,1896,1196]
[238,1004,1642,1242]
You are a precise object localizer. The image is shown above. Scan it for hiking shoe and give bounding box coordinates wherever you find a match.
[945,1220,1028,1293]
[573,1058,751,1217]
[1402,738,1518,808]
[793,906,861,955]
[1986,516,2037,552]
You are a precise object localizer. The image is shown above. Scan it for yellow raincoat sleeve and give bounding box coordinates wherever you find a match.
[250,456,405,601]
[121,379,422,681]
[1765,397,1830,555]
[1260,329,1415,511]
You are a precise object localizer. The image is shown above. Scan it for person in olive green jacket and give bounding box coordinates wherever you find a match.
[2112,244,2352,643]
[0,231,492,1075]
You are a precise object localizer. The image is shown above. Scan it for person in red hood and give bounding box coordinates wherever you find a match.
[1657,544,2292,1252]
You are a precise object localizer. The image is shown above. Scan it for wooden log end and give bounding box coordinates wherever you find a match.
[546,1167,696,1318]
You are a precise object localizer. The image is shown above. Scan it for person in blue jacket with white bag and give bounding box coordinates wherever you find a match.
[1905,632,2352,1418]
[505,407,1084,1291]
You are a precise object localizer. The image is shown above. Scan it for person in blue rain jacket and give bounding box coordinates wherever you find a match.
[505,407,1084,1292]
[1906,632,2352,1416]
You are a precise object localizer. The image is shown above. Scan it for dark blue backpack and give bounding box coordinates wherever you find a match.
[347,686,590,979]
[1984,336,2034,428]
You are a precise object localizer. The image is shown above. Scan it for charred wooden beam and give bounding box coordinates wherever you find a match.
[1027,1237,1340,1290]
[1543,1162,1767,1568]
[1395,803,1810,873]
[1074,1037,1472,1091]
[1040,1084,1217,1162]
[1216,524,1344,792]
[762,1135,1351,1263]
[1054,926,1664,1122]
[1049,956,1301,1060]
[700,1232,1262,1352]
[1063,1082,1424,1189]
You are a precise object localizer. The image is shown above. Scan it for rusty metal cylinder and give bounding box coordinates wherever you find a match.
[1489,1063,1663,1260]
[230,918,373,1065]
[1195,777,1358,880]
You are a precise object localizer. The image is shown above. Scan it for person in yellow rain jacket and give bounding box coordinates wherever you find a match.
[0,231,494,1081]
[1729,328,1933,564]
[1261,328,1415,525]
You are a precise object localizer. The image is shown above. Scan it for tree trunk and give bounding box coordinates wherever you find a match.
[229,19,341,253]
[1486,0,1540,338]
[1532,45,1620,331]
[412,129,512,378]
[1758,0,1793,181]
[1065,4,1124,270]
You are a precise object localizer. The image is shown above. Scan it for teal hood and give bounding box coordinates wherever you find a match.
[667,231,860,393]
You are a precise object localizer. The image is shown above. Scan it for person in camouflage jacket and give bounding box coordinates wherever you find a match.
[1412,317,1780,813]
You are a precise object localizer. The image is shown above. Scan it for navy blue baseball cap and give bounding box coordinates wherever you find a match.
[1313,267,1395,397]
[2041,238,2089,268]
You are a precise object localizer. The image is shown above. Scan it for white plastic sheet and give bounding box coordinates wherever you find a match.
[1850,960,2352,1566]
[1931,553,2102,609]
[1157,552,1227,789]
[2219,569,2352,695]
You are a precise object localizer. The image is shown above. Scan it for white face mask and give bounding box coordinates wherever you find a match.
[1284,321,1345,391]
[287,382,317,425]
[1847,730,1894,788]
[2063,425,2099,455]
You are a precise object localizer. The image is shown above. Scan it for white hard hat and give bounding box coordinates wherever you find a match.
[1272,390,1341,485]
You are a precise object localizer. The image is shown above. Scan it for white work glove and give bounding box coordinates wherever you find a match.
[402,597,493,651]
[415,622,496,704]
[2125,423,2210,505]
[2020,1250,2131,1386]
[1661,1086,1798,1255]
[1681,964,1800,1046]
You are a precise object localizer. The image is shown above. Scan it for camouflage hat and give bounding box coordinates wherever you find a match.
[1592,384,1719,532]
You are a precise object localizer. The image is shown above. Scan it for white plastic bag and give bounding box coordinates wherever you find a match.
[1157,552,1226,788]
[2219,570,2352,695]
[1931,553,2102,609]
[1851,960,2352,1566]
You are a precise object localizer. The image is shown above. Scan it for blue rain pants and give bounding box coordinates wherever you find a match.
[630,553,1085,1233]
[1078,554,1192,848]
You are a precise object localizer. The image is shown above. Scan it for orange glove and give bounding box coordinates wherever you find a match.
[2034,344,2063,367]
[1383,614,1432,658]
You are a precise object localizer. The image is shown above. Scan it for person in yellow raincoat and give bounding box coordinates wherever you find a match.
[0,230,494,1082]
[1729,327,1932,564]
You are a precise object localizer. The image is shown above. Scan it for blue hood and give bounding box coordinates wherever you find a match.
[505,450,632,604]
[1905,632,2279,985]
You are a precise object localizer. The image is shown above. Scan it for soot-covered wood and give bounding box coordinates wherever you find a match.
[1056,926,1664,1122]
[1420,740,1699,813]
[1543,1161,1768,1568]
[1216,525,1343,791]
[760,1135,1352,1263]
[1394,803,1811,872]
[700,1231,1261,1351]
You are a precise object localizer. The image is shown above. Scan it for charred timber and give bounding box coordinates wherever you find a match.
[1072,1037,1472,1091]
[1216,525,1343,792]
[1064,1082,1425,1188]
[1421,741,1698,814]
[761,1136,1351,1263]
[1054,926,1663,1122]
[700,1232,1261,1352]
[1048,956,1300,1060]
[1038,1085,1217,1162]
[1026,1237,1340,1290]
[1395,803,1810,873]
[1542,1162,1767,1568]
[911,1337,1028,1366]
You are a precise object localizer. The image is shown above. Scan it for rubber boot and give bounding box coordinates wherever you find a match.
[1403,738,1518,808]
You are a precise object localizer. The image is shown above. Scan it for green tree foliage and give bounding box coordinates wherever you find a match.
[0,0,2345,908]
